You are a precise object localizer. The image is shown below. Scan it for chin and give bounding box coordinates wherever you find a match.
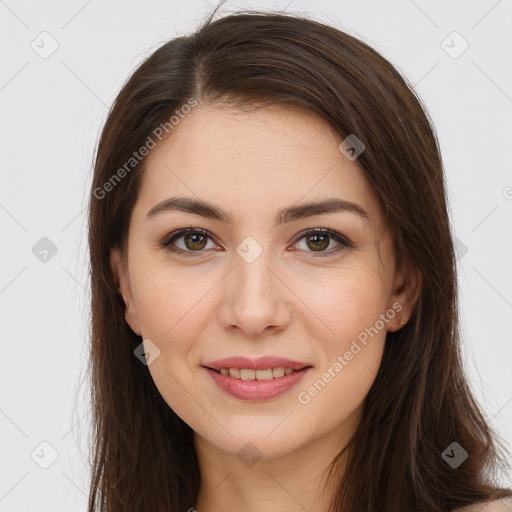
[194,414,315,461]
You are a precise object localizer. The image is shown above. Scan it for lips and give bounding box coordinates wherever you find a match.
[202,356,313,401]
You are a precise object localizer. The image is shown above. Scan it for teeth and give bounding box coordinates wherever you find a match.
[255,368,273,380]
[240,369,256,380]
[228,368,240,378]
[217,367,299,380]
[272,367,285,378]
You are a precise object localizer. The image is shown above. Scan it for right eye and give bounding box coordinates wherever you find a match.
[160,227,220,257]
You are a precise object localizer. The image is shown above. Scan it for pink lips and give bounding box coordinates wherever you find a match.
[202,356,313,401]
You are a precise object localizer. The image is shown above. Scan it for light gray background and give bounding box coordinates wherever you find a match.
[1,0,511,509]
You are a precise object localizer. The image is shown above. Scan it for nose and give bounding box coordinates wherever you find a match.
[217,249,292,339]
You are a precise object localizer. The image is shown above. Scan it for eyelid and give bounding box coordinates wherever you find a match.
[160,226,352,257]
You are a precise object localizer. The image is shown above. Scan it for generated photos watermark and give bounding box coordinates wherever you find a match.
[94,97,198,200]
[297,301,403,405]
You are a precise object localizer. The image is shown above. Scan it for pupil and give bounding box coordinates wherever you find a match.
[309,234,328,251]
[186,234,206,250]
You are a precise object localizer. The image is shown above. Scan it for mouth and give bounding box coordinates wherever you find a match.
[205,365,313,380]
[202,361,314,401]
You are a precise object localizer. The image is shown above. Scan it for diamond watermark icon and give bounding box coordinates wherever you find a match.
[236,236,263,264]
[442,441,468,468]
[30,31,59,59]
[31,441,59,469]
[453,236,468,261]
[441,31,469,60]
[134,338,161,366]
[338,134,365,161]
[32,237,58,263]
[236,442,262,468]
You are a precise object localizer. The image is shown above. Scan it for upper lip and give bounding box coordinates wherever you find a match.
[202,356,312,371]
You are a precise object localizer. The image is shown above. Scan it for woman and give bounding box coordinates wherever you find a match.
[86,5,512,511]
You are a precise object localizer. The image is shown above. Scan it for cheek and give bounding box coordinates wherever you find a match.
[133,266,216,342]
[132,269,214,414]
[295,272,389,433]
[138,284,201,426]
[295,263,389,351]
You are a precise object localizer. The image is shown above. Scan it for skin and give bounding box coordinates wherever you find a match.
[110,103,421,511]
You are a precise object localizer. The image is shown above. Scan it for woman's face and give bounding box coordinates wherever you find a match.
[111,104,416,461]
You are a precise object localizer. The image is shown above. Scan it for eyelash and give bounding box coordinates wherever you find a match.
[160,226,353,258]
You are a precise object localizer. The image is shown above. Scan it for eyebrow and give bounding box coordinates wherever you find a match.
[145,196,369,225]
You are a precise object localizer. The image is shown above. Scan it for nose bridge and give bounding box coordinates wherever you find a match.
[234,232,274,287]
[233,238,277,308]
[236,249,272,296]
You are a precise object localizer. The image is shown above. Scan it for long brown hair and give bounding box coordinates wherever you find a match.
[85,5,512,511]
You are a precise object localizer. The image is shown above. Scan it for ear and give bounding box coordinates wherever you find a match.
[386,261,423,333]
[109,246,143,336]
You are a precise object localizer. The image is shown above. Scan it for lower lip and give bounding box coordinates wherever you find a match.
[204,367,312,401]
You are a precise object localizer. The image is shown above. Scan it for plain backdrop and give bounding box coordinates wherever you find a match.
[1,0,511,509]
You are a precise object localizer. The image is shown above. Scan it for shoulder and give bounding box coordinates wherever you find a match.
[453,498,512,512]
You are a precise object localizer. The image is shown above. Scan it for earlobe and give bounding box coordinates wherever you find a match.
[109,246,143,336]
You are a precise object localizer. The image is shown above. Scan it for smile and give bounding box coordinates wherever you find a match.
[203,365,313,401]
[215,367,297,380]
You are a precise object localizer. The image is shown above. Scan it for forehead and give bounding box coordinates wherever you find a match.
[135,104,383,228]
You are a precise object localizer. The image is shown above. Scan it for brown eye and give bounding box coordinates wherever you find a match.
[161,228,218,257]
[161,227,352,259]
[182,233,207,251]
[305,233,330,251]
[292,228,352,257]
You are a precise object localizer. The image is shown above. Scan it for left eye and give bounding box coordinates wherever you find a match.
[292,228,352,256]
[161,227,352,258]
